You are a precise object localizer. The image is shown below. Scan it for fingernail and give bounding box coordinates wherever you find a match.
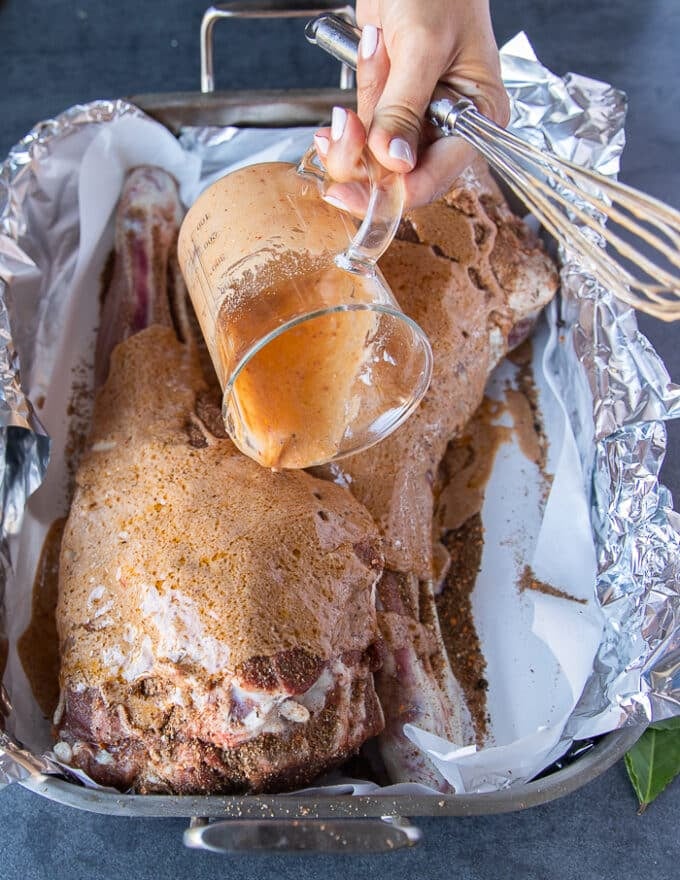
[331,106,347,141]
[360,24,379,59]
[388,137,415,167]
[314,133,329,156]
[323,194,349,213]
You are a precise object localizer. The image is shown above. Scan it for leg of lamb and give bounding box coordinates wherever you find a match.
[53,167,385,794]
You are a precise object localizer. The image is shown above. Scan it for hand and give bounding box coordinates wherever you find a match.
[313,0,509,208]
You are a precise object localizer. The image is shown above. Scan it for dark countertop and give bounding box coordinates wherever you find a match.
[1,1,679,877]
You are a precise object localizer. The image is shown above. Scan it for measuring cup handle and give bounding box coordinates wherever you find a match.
[342,148,405,272]
[298,145,405,273]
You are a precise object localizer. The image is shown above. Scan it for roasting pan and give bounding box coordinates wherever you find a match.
[10,0,645,853]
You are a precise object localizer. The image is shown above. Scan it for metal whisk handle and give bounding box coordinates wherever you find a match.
[304,11,361,70]
[307,13,680,322]
[305,15,479,137]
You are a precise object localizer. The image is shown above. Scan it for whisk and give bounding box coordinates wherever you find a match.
[306,14,680,322]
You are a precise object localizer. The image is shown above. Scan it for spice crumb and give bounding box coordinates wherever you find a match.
[518,565,586,604]
[436,513,488,742]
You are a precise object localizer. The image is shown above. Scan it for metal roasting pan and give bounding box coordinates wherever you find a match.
[15,1,645,853]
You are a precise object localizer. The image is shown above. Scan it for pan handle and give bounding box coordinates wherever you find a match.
[200,1,356,93]
[184,815,422,853]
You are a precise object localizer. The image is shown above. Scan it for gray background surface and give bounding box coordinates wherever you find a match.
[1,1,679,877]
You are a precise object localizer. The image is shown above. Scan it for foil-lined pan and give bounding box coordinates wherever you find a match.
[0,33,678,813]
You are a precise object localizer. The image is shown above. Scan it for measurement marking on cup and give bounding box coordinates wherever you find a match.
[202,231,219,252]
[210,254,226,274]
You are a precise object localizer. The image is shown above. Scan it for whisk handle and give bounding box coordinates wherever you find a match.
[304,12,361,69]
[305,13,477,133]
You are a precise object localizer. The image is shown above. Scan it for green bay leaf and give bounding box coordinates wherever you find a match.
[649,716,680,732]
[624,723,680,812]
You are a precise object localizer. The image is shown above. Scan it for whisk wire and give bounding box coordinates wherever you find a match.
[469,114,680,260]
[455,107,680,319]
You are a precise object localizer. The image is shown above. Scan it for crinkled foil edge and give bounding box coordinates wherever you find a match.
[0,100,143,785]
[0,48,679,788]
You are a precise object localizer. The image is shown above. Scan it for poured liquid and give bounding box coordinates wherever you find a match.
[217,262,411,469]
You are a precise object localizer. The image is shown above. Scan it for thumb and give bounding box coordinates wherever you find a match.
[366,36,443,173]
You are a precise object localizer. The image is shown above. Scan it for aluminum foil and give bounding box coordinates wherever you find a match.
[502,32,680,737]
[0,36,678,790]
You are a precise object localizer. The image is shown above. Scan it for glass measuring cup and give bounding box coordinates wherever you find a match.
[177,147,432,470]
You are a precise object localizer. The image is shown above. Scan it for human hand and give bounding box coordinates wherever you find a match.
[313,0,509,208]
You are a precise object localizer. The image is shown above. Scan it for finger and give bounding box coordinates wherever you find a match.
[323,179,372,218]
[444,72,510,129]
[322,106,367,183]
[367,32,447,174]
[312,122,370,217]
[402,70,509,208]
[401,138,478,209]
[356,25,390,130]
[355,0,379,27]
[313,126,331,163]
[445,0,510,129]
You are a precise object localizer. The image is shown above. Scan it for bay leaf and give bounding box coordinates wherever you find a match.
[624,719,680,813]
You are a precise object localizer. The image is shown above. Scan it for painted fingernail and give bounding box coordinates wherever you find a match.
[331,106,347,141]
[360,24,379,59]
[388,137,415,167]
[323,194,349,212]
[314,133,329,156]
